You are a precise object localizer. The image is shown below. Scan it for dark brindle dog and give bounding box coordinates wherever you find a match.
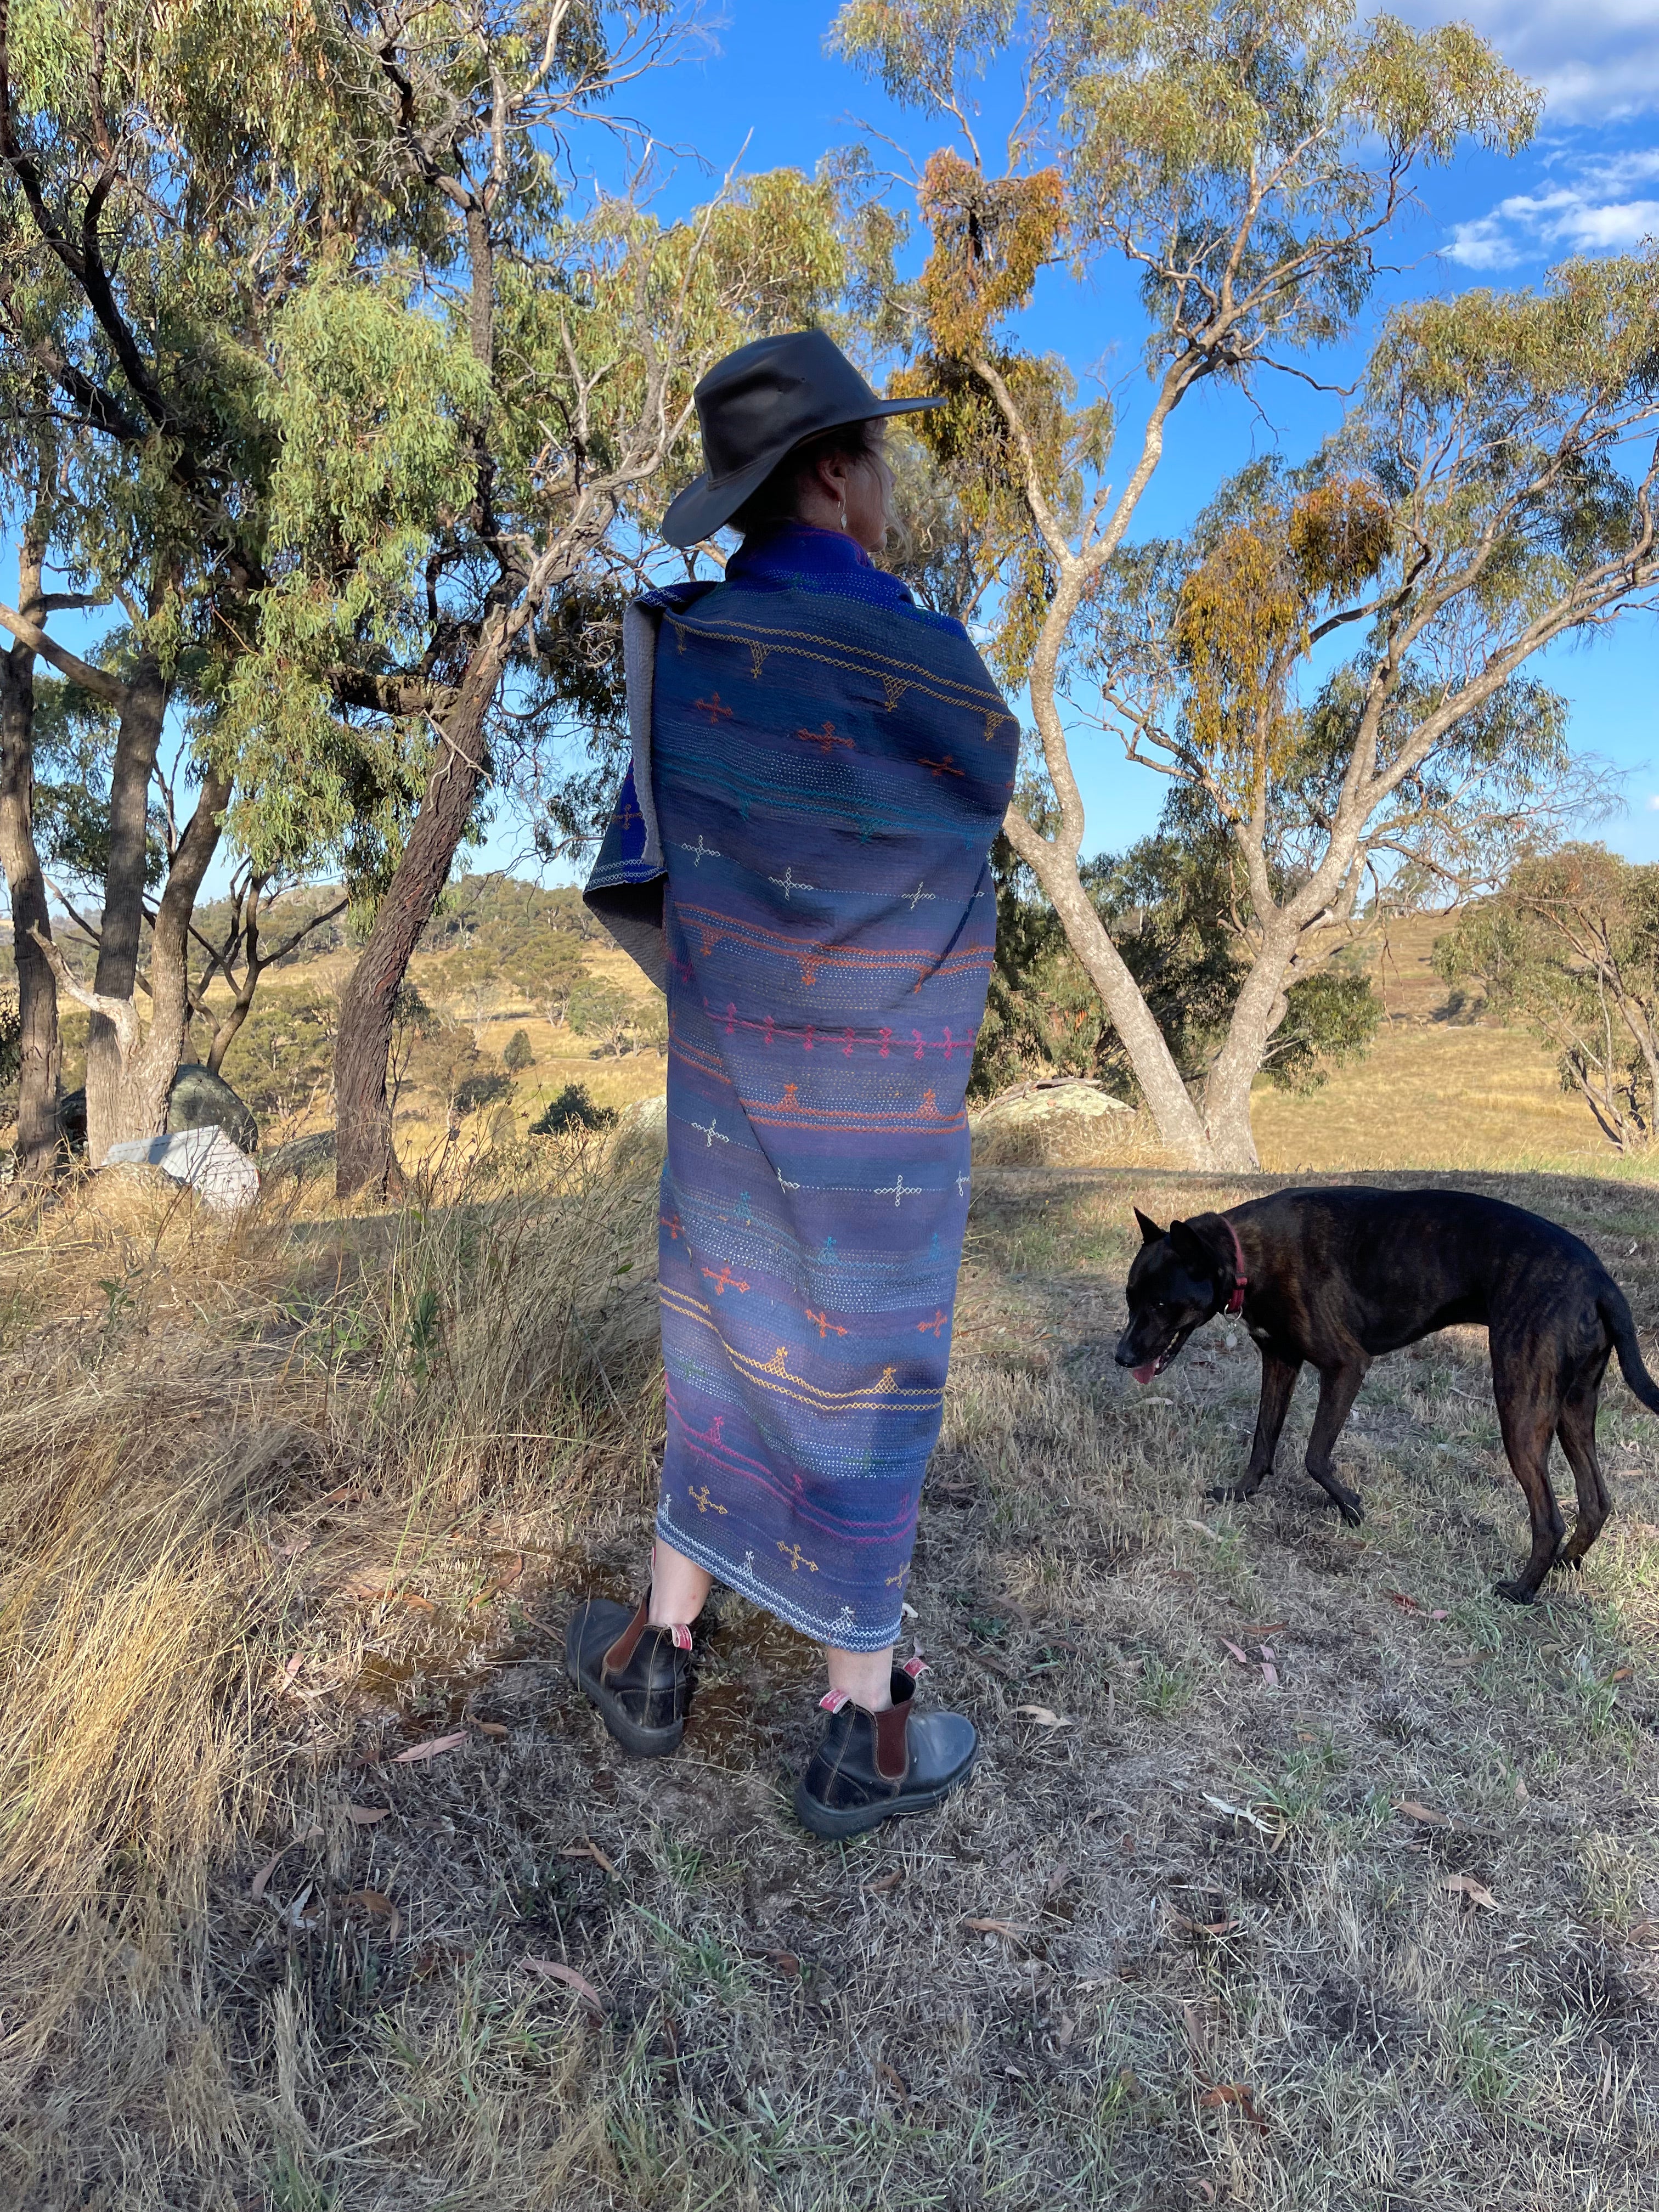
[1115,1187,1659,1602]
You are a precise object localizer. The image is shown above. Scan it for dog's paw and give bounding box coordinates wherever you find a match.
[1206,1480,1259,1508]
[1335,1493,1365,1528]
[1493,1576,1536,1605]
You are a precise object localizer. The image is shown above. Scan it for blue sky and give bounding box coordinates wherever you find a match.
[5,3,1658,897]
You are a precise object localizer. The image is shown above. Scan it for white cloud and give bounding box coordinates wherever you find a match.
[1442,148,1659,268]
[1391,3,1659,122]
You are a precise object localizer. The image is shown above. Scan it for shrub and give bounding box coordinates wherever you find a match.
[503,1028,534,1073]
[453,1069,511,1116]
[530,1082,619,1136]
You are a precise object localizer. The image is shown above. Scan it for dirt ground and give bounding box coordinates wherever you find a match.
[1,1136,1655,2211]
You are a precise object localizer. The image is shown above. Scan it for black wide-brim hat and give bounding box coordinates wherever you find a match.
[661,328,943,549]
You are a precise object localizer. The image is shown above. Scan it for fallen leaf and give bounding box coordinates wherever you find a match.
[275,1652,306,1692]
[324,1485,364,1504]
[963,1917,1031,1938]
[1386,1590,1421,1612]
[522,1956,607,2018]
[471,1553,525,1608]
[1183,1518,1223,1541]
[1515,1778,1529,1804]
[392,1729,467,1765]
[1013,1704,1073,1728]
[285,1881,320,1931]
[558,1836,618,1876]
[1259,1647,1279,1688]
[1190,2183,1217,2207]
[1628,1918,1657,1947]
[874,2059,909,2099]
[1395,1798,1449,1827]
[1203,1793,1277,1836]
[348,1888,402,1939]
[273,1536,313,1562]
[1442,1873,1502,1910]
[1220,1640,1250,1666]
[346,1580,435,1612]
[477,1720,510,1739]
[1169,1910,1240,1938]
[1607,1666,1634,1684]
[1181,2001,1211,2064]
[766,1949,801,1979]
[250,1826,323,1901]
[345,1804,390,1827]
[1239,1622,1288,1638]
[1430,1609,1449,1621]
[865,1868,905,1895]
[1198,2081,1268,2131]
[1296,1730,1316,1742]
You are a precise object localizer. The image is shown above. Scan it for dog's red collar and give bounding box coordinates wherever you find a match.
[1223,1218,1248,1314]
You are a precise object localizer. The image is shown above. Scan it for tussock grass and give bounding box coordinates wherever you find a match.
[1,1138,1657,2208]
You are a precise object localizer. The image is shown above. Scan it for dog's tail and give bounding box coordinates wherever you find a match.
[1599,1286,1659,1412]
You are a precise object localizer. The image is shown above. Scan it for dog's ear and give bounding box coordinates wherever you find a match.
[1133,1207,1165,1247]
[1167,1217,1209,1268]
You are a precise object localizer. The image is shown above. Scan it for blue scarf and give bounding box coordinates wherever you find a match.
[726,523,964,633]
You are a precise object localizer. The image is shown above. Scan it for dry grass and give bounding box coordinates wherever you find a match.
[1,1121,1657,2205]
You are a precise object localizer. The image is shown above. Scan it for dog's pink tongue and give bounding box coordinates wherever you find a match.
[1132,1361,1158,1385]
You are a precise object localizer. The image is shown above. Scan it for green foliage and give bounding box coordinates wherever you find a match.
[568,977,641,1058]
[452,1070,512,1118]
[973,809,1381,1099]
[502,1029,534,1073]
[217,987,337,1124]
[420,875,592,1025]
[1435,845,1659,1150]
[529,1082,618,1136]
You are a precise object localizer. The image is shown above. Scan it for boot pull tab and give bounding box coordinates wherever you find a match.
[669,1624,693,1652]
[901,1654,928,1681]
[819,1688,851,1713]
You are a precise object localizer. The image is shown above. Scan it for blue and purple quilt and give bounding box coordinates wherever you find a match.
[586,525,1017,1649]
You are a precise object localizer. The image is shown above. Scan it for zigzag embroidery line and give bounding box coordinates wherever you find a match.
[674,903,995,985]
[682,1002,980,1061]
[659,1288,944,1412]
[664,613,1017,737]
[646,754,975,843]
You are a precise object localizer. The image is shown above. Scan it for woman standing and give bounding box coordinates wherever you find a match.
[571,330,1018,1837]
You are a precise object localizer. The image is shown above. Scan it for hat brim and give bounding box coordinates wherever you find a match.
[659,394,944,549]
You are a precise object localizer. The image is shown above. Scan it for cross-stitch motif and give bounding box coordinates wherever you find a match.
[585,523,1017,1651]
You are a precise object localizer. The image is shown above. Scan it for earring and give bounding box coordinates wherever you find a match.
[838,495,848,531]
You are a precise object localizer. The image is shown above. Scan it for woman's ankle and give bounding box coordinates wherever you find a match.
[647,1539,713,1630]
[826,1645,896,1712]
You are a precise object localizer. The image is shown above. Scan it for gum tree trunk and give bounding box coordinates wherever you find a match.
[334,675,496,1199]
[82,649,170,1164]
[0,518,59,1178]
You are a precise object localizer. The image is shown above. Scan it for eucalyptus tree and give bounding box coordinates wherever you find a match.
[835,1,1659,1169]
[0,0,414,1161]
[1436,847,1659,1153]
[0,431,69,1177]
[1,1,839,1189]
[303,13,845,1195]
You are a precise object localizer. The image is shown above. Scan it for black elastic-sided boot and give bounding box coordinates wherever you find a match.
[793,1658,977,1839]
[566,1593,692,1759]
